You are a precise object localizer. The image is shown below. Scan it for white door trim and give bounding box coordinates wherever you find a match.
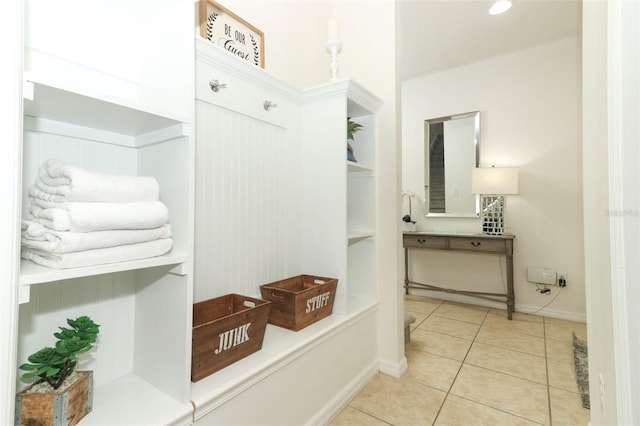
[607,1,639,424]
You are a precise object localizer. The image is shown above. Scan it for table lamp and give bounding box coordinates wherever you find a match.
[471,166,518,235]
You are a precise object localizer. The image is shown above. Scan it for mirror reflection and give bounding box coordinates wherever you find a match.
[425,111,480,217]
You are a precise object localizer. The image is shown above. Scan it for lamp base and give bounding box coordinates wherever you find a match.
[481,195,506,235]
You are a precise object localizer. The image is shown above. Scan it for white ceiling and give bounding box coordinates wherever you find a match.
[398,0,582,80]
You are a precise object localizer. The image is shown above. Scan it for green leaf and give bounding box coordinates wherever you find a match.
[347,118,364,140]
[74,346,92,355]
[22,370,39,379]
[19,363,36,371]
[36,365,57,377]
[55,329,76,340]
[27,347,55,363]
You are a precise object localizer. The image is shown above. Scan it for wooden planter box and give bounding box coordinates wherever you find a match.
[191,294,270,382]
[259,275,338,331]
[15,370,93,426]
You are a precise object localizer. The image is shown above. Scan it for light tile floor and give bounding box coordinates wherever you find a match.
[330,295,591,426]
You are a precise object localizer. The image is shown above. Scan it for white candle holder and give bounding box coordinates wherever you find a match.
[325,39,343,81]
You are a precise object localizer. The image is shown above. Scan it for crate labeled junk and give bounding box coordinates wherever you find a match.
[260,275,338,331]
[191,294,270,381]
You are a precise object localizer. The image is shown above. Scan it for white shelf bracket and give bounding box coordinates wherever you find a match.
[19,285,30,304]
[169,262,189,276]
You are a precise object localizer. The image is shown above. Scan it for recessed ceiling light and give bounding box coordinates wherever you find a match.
[489,0,512,15]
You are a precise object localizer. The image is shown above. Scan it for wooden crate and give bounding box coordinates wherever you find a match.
[259,275,338,331]
[191,294,270,382]
[15,370,93,426]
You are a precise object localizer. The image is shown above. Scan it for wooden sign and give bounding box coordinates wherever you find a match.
[199,0,264,68]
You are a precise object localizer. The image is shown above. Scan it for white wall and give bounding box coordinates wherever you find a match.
[582,2,615,423]
[584,1,640,423]
[212,0,332,89]
[330,0,404,372]
[608,2,640,421]
[402,36,585,320]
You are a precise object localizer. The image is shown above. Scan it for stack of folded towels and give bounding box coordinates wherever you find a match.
[21,159,173,269]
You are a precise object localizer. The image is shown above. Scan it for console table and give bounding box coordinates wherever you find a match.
[403,232,515,319]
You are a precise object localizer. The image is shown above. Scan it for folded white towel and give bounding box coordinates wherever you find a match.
[36,159,159,202]
[21,220,172,253]
[29,186,73,204]
[29,201,169,232]
[21,238,173,269]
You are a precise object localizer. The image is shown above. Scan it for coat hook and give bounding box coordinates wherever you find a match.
[209,79,227,92]
[263,100,277,111]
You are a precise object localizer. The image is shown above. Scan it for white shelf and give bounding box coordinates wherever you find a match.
[81,374,193,426]
[347,161,374,173]
[347,231,376,242]
[23,80,189,147]
[190,299,378,420]
[19,251,189,286]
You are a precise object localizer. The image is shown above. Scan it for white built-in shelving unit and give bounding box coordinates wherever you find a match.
[6,2,196,425]
[6,1,389,421]
[345,96,380,309]
[190,39,383,423]
[16,77,195,425]
[300,77,382,316]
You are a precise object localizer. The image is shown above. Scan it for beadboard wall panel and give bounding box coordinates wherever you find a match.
[17,272,136,391]
[194,100,301,302]
[22,128,190,253]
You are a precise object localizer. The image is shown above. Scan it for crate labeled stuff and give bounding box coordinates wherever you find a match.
[259,275,338,331]
[191,294,270,381]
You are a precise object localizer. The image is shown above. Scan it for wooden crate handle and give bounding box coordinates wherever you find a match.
[270,291,286,300]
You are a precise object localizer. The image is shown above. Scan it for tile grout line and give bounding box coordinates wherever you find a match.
[543,316,553,426]
[345,405,394,425]
[430,308,490,425]
[408,297,451,426]
[334,298,583,426]
[428,303,550,425]
[473,312,553,425]
[404,297,578,426]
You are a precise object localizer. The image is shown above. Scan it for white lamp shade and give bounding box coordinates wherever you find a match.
[472,167,519,195]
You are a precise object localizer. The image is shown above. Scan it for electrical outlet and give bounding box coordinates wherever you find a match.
[557,272,567,287]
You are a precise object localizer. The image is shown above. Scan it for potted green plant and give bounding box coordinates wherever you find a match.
[347,117,363,162]
[16,316,100,426]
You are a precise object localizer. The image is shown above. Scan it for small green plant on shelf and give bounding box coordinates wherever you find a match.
[347,117,363,141]
[19,316,100,390]
[347,117,363,162]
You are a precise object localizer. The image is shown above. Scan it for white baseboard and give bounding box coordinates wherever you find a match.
[407,289,506,310]
[308,357,408,424]
[516,304,587,322]
[407,289,586,323]
[306,361,379,426]
[378,356,408,378]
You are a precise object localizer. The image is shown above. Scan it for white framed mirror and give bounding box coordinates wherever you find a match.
[424,111,480,217]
